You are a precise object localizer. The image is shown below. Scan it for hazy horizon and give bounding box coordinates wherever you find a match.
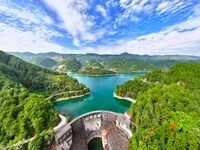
[5,50,200,57]
[0,0,200,55]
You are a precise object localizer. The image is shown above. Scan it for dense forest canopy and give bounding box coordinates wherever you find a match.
[33,57,57,68]
[77,59,115,75]
[104,58,178,72]
[56,58,82,72]
[0,50,89,147]
[0,51,89,98]
[115,62,200,149]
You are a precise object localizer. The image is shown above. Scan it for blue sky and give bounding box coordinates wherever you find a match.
[0,0,200,55]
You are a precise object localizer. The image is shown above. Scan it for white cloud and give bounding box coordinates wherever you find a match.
[0,0,53,26]
[156,0,193,15]
[43,0,97,46]
[156,1,169,12]
[106,0,118,8]
[0,0,199,55]
[189,4,200,18]
[96,5,107,18]
[0,23,68,53]
[116,0,155,26]
[119,0,132,8]
[0,0,70,53]
[83,12,200,55]
[0,0,63,38]
[116,0,195,28]
[121,0,151,13]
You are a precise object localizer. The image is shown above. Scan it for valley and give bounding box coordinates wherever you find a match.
[1,1,200,149]
[11,52,200,76]
[0,51,200,149]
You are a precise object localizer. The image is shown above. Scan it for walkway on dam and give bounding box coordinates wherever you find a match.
[54,111,131,150]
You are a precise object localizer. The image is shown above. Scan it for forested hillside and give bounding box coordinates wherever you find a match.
[115,63,200,149]
[0,50,89,147]
[56,58,82,72]
[104,58,178,72]
[0,51,89,98]
[77,59,115,75]
[33,57,57,68]
[11,52,200,74]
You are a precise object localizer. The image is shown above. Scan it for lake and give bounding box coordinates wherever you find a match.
[54,72,145,119]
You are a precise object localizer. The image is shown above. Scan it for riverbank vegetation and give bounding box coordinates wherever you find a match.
[49,88,90,101]
[0,50,89,148]
[115,62,200,149]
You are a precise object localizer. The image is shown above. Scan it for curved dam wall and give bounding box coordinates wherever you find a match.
[70,111,119,143]
[55,111,131,150]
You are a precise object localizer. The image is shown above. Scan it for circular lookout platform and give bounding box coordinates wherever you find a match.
[54,111,132,150]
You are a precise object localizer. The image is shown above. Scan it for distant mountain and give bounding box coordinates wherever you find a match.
[119,52,139,57]
[85,53,101,56]
[10,51,200,61]
[9,52,36,57]
[10,51,200,74]
[38,52,60,57]
[151,55,200,61]
[118,52,200,61]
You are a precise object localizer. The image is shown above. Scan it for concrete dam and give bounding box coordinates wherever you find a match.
[54,111,133,150]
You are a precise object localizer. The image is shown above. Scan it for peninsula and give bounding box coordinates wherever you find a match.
[113,93,136,103]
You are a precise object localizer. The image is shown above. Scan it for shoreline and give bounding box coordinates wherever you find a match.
[68,71,148,77]
[54,92,90,102]
[113,93,136,103]
[74,73,117,77]
[113,71,149,74]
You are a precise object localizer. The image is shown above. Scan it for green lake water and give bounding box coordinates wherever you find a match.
[54,72,145,119]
